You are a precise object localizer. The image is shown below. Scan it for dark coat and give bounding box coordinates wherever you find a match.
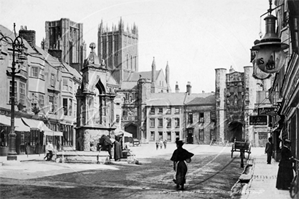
[265,141,273,154]
[276,146,294,190]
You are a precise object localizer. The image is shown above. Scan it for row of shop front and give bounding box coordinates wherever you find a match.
[0,114,75,156]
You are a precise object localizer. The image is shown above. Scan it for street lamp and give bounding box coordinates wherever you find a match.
[0,23,27,161]
[251,0,289,73]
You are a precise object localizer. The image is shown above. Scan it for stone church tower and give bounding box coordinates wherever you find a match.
[75,43,116,151]
[43,18,86,72]
[97,18,138,84]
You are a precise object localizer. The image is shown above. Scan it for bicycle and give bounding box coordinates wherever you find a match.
[290,157,299,198]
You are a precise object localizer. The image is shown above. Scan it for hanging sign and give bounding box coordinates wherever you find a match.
[249,115,268,125]
[258,107,276,115]
[256,48,287,73]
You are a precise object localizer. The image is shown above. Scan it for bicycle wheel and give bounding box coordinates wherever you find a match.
[290,176,297,198]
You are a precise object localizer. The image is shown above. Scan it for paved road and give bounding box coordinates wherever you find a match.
[0,144,244,199]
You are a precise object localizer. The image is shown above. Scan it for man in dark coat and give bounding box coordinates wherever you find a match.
[170,140,194,190]
[99,135,113,159]
[276,139,294,190]
[265,137,273,164]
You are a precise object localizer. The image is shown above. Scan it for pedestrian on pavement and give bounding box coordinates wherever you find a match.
[265,137,273,164]
[276,139,294,190]
[159,139,163,149]
[163,139,167,149]
[170,140,194,190]
[156,140,159,150]
[114,137,122,161]
[45,141,54,161]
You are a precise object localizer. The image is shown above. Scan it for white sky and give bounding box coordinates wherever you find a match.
[0,0,269,93]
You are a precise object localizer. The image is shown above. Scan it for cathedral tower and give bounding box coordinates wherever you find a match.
[97,18,138,84]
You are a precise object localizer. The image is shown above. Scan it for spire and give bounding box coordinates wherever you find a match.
[151,57,156,93]
[165,61,170,92]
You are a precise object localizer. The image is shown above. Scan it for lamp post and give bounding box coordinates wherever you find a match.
[0,23,27,161]
[251,0,288,74]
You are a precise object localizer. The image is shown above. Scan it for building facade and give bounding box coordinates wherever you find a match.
[268,0,299,161]
[0,24,81,156]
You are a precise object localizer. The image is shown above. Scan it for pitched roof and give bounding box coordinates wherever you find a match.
[146,92,214,106]
[126,70,161,82]
[186,94,215,105]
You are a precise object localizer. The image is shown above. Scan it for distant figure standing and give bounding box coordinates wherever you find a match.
[276,139,294,190]
[265,137,273,164]
[170,140,194,190]
[159,139,163,149]
[156,140,159,150]
[114,137,122,161]
[45,141,54,161]
[163,140,167,149]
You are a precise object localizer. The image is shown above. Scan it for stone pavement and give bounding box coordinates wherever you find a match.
[240,147,292,199]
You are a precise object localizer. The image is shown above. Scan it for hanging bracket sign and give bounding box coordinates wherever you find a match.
[249,115,268,125]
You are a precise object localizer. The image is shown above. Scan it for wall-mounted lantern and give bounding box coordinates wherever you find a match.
[251,0,289,74]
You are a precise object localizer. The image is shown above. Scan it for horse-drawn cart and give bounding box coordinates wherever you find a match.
[231,140,251,159]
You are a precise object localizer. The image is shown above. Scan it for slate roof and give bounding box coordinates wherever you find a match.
[146,92,215,106]
[186,94,215,105]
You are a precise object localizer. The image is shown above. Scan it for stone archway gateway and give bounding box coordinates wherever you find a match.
[227,121,243,142]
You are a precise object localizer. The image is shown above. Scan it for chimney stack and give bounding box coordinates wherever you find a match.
[19,27,36,49]
[186,81,191,95]
[175,81,179,93]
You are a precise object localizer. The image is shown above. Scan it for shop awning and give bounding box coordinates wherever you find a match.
[21,118,63,136]
[0,115,30,132]
[115,129,133,137]
[0,115,10,126]
[15,118,30,132]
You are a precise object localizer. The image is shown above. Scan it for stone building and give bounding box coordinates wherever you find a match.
[143,82,215,144]
[215,66,272,146]
[268,0,299,161]
[43,18,87,72]
[0,24,81,156]
[97,18,138,84]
